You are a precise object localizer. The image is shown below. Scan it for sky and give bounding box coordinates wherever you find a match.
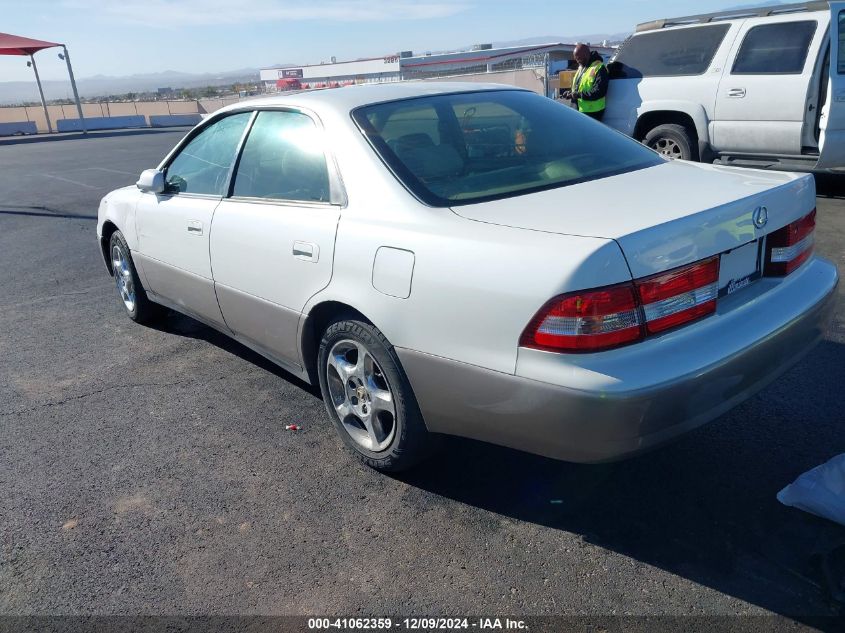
[0,0,771,82]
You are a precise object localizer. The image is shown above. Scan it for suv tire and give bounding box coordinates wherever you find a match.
[643,123,698,161]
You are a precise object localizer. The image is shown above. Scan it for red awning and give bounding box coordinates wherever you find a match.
[0,32,62,56]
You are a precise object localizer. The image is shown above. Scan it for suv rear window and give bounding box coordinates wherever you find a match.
[352,90,663,207]
[614,24,730,77]
[839,11,845,74]
[732,21,817,74]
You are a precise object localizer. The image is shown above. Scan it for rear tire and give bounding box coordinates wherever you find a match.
[643,123,697,161]
[317,318,436,472]
[108,230,164,325]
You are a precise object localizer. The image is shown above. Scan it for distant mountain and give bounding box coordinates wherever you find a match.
[0,67,263,105]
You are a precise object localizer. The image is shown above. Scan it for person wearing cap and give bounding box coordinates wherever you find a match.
[561,44,608,121]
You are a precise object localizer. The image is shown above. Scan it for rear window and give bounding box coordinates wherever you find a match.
[614,24,730,77]
[839,11,845,74]
[352,90,663,207]
[732,21,817,74]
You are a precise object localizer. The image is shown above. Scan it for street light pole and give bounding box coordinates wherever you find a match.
[61,45,86,134]
[544,52,550,98]
[29,53,53,133]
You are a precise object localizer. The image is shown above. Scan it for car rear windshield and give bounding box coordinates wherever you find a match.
[352,90,663,207]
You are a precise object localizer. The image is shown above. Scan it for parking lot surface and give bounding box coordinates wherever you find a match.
[1,130,844,623]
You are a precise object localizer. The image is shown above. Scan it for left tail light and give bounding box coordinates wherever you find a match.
[764,208,816,277]
[519,283,643,353]
[520,257,721,353]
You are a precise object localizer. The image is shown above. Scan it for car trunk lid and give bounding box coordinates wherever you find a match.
[450,160,816,279]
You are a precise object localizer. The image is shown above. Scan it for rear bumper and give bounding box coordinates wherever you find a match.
[397,257,839,463]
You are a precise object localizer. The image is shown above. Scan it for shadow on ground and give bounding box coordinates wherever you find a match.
[0,127,191,147]
[815,174,845,199]
[0,205,97,220]
[148,310,318,397]
[152,303,845,620]
[399,339,845,620]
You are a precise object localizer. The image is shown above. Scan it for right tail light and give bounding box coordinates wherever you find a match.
[764,208,816,277]
[522,206,818,355]
[635,257,720,335]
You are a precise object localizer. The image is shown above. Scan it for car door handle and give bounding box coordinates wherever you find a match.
[292,240,319,263]
[835,91,845,103]
[187,219,203,235]
[727,88,746,98]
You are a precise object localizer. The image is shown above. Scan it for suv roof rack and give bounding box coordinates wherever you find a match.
[636,1,829,32]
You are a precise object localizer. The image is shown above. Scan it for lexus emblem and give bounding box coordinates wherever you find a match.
[753,206,769,229]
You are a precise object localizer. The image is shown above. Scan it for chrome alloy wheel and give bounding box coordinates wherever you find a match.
[111,243,136,312]
[651,137,683,159]
[326,339,396,452]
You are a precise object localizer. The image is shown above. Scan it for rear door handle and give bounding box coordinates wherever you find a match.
[293,240,319,262]
[727,88,746,98]
[187,219,203,235]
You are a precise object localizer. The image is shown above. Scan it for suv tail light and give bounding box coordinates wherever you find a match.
[519,283,643,352]
[636,257,720,334]
[764,208,815,277]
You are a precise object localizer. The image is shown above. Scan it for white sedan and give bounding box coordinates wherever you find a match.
[97,82,839,471]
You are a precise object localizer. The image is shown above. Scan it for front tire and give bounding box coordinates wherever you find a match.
[109,230,163,325]
[643,123,697,161]
[317,319,435,472]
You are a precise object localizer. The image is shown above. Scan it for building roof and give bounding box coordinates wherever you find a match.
[229,81,525,114]
[260,54,394,72]
[401,43,615,69]
[260,43,618,81]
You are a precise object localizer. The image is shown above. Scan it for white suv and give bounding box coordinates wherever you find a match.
[605,1,845,172]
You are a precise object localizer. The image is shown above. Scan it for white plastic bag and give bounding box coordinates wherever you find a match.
[778,454,845,527]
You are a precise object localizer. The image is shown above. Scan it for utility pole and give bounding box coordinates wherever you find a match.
[61,45,86,134]
[29,53,53,133]
[544,52,550,98]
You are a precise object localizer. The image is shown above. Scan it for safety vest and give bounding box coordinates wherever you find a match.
[572,60,606,113]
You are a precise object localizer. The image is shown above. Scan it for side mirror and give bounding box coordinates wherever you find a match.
[136,169,165,193]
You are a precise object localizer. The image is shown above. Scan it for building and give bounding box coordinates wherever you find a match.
[260,55,402,91]
[400,42,615,80]
[260,42,616,95]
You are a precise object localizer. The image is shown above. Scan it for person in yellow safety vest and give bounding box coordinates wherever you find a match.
[561,43,608,122]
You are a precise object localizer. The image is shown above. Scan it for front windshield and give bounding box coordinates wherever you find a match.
[352,90,663,207]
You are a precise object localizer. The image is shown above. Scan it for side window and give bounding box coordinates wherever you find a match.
[232,110,331,203]
[839,11,845,74]
[165,112,251,195]
[732,21,817,75]
[613,24,730,78]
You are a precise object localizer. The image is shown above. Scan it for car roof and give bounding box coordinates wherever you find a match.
[220,81,528,115]
[635,1,829,33]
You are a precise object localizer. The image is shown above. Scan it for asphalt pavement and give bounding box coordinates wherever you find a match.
[1,129,844,625]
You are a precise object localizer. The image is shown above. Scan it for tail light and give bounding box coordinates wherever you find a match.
[520,258,720,353]
[519,283,643,352]
[764,208,815,277]
[636,257,720,334]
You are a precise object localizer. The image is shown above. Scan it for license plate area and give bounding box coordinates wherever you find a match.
[718,240,761,298]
